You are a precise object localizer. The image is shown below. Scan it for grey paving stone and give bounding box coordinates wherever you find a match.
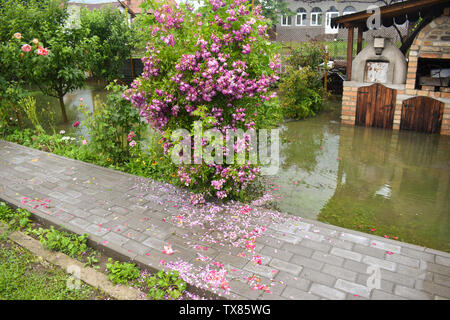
[300,268,336,287]
[256,235,284,248]
[281,286,320,300]
[290,255,324,271]
[123,240,151,256]
[335,279,372,298]
[85,224,110,237]
[394,285,433,300]
[434,273,450,288]
[344,259,372,274]
[371,289,407,300]
[425,248,450,259]
[260,245,293,262]
[89,208,111,217]
[312,251,344,266]
[369,240,402,254]
[295,230,325,242]
[322,264,357,282]
[300,239,331,253]
[86,215,110,225]
[386,253,420,268]
[269,222,299,234]
[426,262,450,276]
[310,283,346,300]
[281,243,314,257]
[243,262,277,279]
[330,247,362,262]
[401,247,435,262]
[379,269,416,288]
[339,232,370,246]
[356,273,395,293]
[436,255,450,267]
[362,256,397,272]
[275,271,311,291]
[68,217,90,230]
[415,281,450,299]
[103,232,130,246]
[228,280,261,300]
[397,264,433,281]
[110,206,130,215]
[327,238,354,251]
[271,231,302,244]
[269,258,303,276]
[142,237,167,250]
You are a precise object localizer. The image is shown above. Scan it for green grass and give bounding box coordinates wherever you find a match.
[0,238,108,300]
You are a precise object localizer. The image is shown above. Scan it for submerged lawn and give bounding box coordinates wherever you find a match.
[0,237,109,300]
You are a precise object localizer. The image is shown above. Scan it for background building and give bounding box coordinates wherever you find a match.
[275,0,408,43]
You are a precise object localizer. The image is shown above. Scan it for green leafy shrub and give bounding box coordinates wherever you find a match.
[279,66,325,120]
[146,270,187,300]
[36,226,89,258]
[105,259,140,285]
[80,82,146,164]
[285,41,326,71]
[0,202,32,231]
[80,5,135,82]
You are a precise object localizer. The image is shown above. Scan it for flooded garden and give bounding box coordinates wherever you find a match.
[30,85,450,252]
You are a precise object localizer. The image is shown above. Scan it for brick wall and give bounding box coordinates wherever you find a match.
[401,13,450,135]
[403,14,450,98]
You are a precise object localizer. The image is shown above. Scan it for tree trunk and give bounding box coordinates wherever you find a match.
[59,95,68,123]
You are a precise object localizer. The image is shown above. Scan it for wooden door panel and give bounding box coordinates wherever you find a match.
[355,83,396,129]
[400,96,444,134]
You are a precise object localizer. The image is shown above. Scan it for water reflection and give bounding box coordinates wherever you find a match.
[272,103,450,251]
[30,81,108,134]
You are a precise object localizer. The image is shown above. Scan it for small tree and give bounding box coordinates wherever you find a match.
[31,25,94,123]
[80,5,135,82]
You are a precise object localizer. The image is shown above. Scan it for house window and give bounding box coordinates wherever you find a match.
[343,6,356,15]
[325,6,339,34]
[296,8,307,26]
[281,15,292,26]
[311,7,322,26]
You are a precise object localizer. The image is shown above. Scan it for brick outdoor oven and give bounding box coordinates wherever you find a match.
[333,0,450,135]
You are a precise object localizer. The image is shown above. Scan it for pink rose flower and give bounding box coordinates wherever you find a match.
[82,139,87,145]
[72,121,80,128]
[36,46,49,56]
[13,33,21,40]
[21,44,32,52]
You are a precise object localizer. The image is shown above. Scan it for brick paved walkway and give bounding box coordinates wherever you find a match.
[1,140,449,300]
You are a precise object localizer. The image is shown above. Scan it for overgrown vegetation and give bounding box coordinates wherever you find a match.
[0,239,105,300]
[105,258,141,285]
[146,270,187,300]
[279,42,326,120]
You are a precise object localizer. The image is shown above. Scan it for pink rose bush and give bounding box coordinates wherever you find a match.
[124,0,281,201]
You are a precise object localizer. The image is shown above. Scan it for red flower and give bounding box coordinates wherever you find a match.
[72,121,81,128]
[37,46,49,56]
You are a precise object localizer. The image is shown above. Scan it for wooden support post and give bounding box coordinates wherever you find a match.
[357,26,363,54]
[347,26,354,81]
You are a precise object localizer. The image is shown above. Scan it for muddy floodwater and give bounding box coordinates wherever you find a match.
[32,87,450,252]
